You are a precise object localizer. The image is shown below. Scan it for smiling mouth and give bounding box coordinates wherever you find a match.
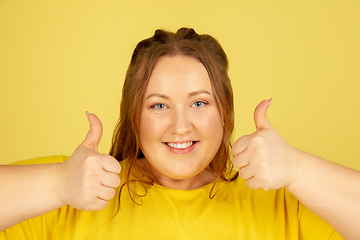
[165,141,197,149]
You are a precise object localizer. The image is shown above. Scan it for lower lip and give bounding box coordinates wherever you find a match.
[163,141,198,155]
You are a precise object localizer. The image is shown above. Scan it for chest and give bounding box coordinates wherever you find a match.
[88,186,298,240]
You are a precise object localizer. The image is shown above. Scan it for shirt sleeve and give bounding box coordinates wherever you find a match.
[9,155,69,165]
[0,209,62,240]
[0,155,70,240]
[297,201,344,240]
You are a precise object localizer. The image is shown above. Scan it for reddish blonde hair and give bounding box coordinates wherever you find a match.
[109,28,237,203]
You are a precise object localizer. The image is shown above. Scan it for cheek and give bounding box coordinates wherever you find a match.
[140,112,167,143]
[197,112,223,137]
[140,114,153,144]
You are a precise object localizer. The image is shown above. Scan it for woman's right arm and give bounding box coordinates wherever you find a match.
[0,163,65,231]
[0,113,121,231]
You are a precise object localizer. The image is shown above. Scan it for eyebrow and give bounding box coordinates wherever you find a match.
[146,90,211,99]
[146,93,169,100]
[188,90,212,97]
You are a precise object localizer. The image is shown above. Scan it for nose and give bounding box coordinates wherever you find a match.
[170,108,193,135]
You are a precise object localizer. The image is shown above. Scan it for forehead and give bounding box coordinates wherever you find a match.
[144,55,213,96]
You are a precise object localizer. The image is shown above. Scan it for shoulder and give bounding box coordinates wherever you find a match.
[225,175,299,209]
[10,155,69,165]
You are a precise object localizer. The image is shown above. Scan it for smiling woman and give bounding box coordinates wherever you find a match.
[139,55,224,190]
[109,28,237,198]
[1,27,360,240]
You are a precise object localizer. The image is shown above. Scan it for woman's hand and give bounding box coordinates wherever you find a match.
[232,99,301,191]
[234,100,360,239]
[56,112,121,211]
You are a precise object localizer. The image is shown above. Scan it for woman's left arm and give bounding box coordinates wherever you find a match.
[286,149,360,240]
[233,99,360,240]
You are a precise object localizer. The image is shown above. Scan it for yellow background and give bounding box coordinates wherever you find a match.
[0,1,359,170]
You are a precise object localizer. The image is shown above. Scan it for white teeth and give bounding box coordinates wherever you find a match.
[167,141,194,149]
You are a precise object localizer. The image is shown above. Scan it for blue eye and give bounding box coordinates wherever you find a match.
[192,101,208,107]
[151,103,167,109]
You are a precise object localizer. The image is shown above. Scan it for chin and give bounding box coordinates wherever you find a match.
[166,167,204,180]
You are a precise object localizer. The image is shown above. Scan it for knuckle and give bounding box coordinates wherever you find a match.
[253,147,265,156]
[82,170,98,182]
[250,135,262,143]
[251,133,266,144]
[84,153,101,166]
[257,159,268,169]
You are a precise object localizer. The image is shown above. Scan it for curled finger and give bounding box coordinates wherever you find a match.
[97,186,117,202]
[101,171,121,189]
[232,134,252,156]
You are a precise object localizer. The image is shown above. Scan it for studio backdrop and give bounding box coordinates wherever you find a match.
[0,0,359,170]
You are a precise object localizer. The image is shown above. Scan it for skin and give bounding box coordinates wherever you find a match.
[139,55,223,190]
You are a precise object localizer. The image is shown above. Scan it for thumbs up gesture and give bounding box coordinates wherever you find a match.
[232,99,299,191]
[57,112,121,211]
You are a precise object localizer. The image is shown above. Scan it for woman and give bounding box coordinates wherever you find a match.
[1,28,359,239]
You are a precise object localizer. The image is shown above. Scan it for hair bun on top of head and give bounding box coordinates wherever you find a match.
[173,27,198,40]
[133,27,228,69]
[151,27,198,44]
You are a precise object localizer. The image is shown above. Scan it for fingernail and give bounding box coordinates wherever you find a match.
[85,111,90,120]
[267,98,273,108]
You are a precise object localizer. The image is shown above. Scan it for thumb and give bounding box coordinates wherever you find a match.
[83,111,103,150]
[254,98,273,131]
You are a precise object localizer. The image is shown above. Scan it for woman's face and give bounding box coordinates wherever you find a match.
[139,55,223,189]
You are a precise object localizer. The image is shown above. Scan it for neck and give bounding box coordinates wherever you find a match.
[137,158,216,190]
[151,168,216,190]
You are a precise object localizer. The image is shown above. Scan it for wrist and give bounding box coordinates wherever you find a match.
[284,149,313,192]
[53,162,68,207]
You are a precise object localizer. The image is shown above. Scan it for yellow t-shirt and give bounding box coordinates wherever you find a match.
[1,155,343,239]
